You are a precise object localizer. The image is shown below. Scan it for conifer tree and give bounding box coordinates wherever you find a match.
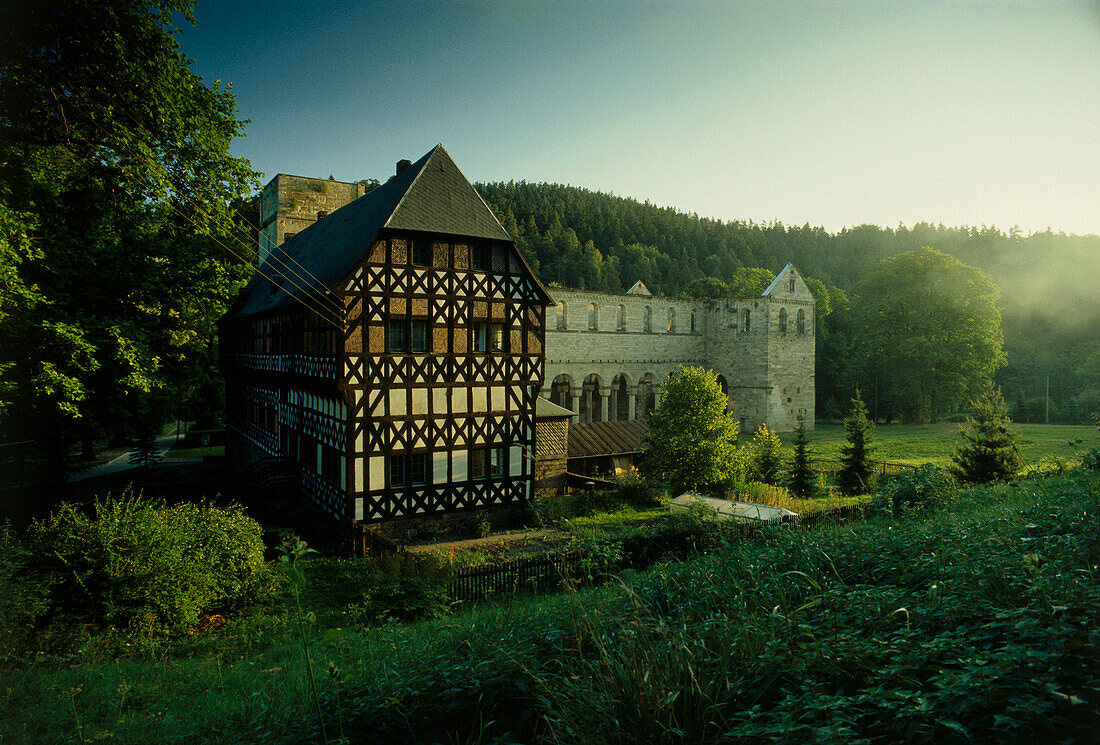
[787,412,816,498]
[128,432,163,475]
[837,390,875,494]
[749,423,783,485]
[950,383,1022,483]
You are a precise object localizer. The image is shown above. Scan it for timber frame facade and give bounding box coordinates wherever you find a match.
[221,146,552,525]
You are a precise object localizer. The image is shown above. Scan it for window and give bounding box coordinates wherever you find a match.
[284,232,297,241]
[557,302,567,330]
[469,447,505,480]
[797,308,806,334]
[317,210,328,220]
[667,307,676,333]
[742,309,751,332]
[690,312,696,333]
[389,320,429,352]
[617,304,626,330]
[390,453,428,487]
[588,303,598,330]
[789,276,796,292]
[410,320,428,352]
[472,245,492,271]
[411,239,429,266]
[473,322,507,353]
[643,306,652,333]
[779,307,788,333]
[388,320,406,352]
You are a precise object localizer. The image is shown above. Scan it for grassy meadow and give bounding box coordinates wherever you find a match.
[781,422,1099,468]
[3,469,1099,744]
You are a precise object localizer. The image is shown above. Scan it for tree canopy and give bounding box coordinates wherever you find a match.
[0,0,255,473]
[853,248,1005,424]
[641,366,739,493]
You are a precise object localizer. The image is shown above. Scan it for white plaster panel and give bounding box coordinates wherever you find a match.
[472,387,487,412]
[368,456,385,491]
[354,458,363,491]
[433,452,448,483]
[389,389,406,417]
[453,450,468,480]
[355,497,363,521]
[412,389,428,416]
[509,446,522,476]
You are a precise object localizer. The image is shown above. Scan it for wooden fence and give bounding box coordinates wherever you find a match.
[449,550,587,603]
[815,458,915,478]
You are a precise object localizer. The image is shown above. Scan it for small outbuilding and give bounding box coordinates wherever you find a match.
[667,493,798,524]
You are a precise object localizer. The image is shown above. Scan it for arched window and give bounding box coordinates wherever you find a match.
[789,276,796,292]
[690,312,696,333]
[742,309,751,332]
[797,308,806,334]
[667,307,676,333]
[779,307,788,333]
[617,304,626,331]
[557,302,567,330]
[588,302,598,330]
[643,306,652,333]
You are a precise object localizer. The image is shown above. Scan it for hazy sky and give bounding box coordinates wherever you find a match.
[178,1,1100,235]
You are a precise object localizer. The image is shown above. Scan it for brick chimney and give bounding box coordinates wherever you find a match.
[396,159,411,174]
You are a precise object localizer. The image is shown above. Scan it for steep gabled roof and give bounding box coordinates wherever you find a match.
[228,145,547,319]
[626,280,653,296]
[567,420,649,459]
[762,263,795,296]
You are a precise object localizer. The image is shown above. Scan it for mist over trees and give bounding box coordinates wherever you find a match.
[478,181,1100,424]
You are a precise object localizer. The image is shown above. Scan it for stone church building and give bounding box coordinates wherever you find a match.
[222,145,814,525]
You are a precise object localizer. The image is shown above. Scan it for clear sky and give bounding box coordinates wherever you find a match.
[177,0,1100,235]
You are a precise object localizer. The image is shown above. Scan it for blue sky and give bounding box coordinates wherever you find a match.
[178,1,1100,235]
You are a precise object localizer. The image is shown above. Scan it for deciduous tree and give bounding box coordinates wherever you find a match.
[641,366,739,493]
[853,247,1005,424]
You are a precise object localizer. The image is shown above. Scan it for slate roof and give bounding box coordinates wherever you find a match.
[762,263,795,296]
[567,420,649,459]
[227,145,548,319]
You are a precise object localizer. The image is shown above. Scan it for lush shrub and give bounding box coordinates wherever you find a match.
[1083,448,1100,470]
[355,553,450,624]
[877,464,958,516]
[27,493,269,634]
[0,524,51,661]
[613,468,662,506]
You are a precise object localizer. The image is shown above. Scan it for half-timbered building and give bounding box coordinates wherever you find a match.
[221,145,553,525]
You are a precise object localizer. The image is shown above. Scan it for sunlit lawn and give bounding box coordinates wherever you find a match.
[782,422,1099,467]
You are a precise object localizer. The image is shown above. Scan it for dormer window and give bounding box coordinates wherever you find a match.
[317,210,329,220]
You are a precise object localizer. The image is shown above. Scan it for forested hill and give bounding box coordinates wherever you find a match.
[477,180,1100,422]
[477,180,1098,309]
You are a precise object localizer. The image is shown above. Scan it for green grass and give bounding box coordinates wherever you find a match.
[782,422,1099,468]
[4,471,1099,744]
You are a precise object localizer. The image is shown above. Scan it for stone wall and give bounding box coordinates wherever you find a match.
[258,175,371,266]
[542,264,815,433]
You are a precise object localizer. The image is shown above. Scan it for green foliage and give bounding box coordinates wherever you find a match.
[0,523,51,661]
[474,519,492,539]
[683,276,730,298]
[787,412,816,497]
[854,247,1005,424]
[950,383,1023,483]
[27,492,269,633]
[837,390,876,494]
[356,553,450,625]
[641,366,740,493]
[0,0,256,474]
[612,467,662,506]
[127,432,163,472]
[877,464,958,516]
[748,422,783,484]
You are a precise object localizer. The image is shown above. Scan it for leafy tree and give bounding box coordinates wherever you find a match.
[787,413,815,498]
[641,366,739,494]
[0,0,256,477]
[748,423,783,485]
[853,247,1005,424]
[683,277,730,299]
[950,383,1022,483]
[727,267,776,298]
[837,390,876,494]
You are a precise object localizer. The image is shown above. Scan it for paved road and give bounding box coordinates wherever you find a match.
[67,434,182,483]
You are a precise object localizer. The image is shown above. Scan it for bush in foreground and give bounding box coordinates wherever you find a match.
[27,493,270,634]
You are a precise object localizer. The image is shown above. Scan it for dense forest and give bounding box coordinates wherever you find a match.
[477,181,1100,423]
